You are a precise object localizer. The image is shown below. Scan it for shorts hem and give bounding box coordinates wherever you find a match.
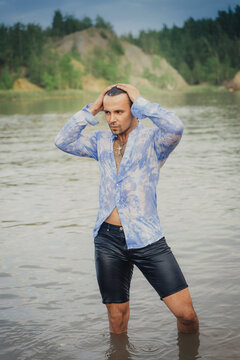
[160,284,188,301]
[102,299,129,304]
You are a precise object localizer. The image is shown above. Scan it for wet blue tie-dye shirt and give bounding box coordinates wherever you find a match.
[55,96,184,249]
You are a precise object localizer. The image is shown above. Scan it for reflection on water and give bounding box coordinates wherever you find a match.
[178,333,200,360]
[106,332,200,360]
[106,333,133,360]
[0,91,240,359]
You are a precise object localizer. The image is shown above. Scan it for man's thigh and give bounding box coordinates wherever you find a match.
[162,287,195,318]
[131,237,188,300]
[94,224,134,304]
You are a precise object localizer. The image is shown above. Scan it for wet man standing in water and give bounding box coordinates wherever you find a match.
[55,83,199,335]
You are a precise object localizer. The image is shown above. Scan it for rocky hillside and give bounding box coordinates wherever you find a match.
[56,28,187,92]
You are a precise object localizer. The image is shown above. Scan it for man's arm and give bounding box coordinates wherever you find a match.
[54,105,99,160]
[54,85,115,160]
[116,84,184,167]
[131,96,184,166]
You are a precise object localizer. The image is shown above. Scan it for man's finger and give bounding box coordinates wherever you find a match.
[103,84,116,95]
[116,84,129,93]
[96,85,115,106]
[116,84,133,93]
[116,84,128,89]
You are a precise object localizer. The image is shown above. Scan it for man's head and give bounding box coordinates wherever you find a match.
[105,86,133,107]
[103,86,137,136]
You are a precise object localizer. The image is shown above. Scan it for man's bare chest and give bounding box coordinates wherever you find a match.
[113,139,127,173]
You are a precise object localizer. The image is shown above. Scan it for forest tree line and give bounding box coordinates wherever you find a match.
[122,6,240,85]
[0,7,239,89]
[0,12,114,90]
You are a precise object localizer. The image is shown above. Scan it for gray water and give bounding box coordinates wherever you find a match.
[0,91,239,360]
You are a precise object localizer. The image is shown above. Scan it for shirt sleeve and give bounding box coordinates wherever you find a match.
[54,104,99,161]
[131,96,184,167]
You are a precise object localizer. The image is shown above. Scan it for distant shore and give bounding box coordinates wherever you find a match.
[0,85,231,102]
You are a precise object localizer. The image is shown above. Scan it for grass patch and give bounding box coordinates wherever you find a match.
[85,38,128,83]
[0,89,97,101]
[142,68,177,90]
[0,84,227,103]
[181,84,225,93]
[152,56,163,71]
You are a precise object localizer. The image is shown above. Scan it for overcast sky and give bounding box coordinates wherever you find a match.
[0,0,239,35]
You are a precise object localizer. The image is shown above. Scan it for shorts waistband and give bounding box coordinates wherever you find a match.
[101,222,124,232]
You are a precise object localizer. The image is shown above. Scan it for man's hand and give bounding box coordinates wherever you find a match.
[116,84,141,103]
[88,85,115,116]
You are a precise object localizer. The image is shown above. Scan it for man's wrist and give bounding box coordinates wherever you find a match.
[72,104,99,126]
[88,104,99,116]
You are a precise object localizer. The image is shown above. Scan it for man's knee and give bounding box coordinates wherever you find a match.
[106,303,129,334]
[177,308,197,325]
[109,311,124,330]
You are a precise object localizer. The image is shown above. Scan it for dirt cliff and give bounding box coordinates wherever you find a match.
[227,71,240,91]
[57,28,187,91]
[13,78,43,91]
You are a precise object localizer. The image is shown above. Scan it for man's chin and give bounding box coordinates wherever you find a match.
[110,128,120,134]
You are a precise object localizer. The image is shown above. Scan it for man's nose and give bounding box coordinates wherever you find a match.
[109,113,116,123]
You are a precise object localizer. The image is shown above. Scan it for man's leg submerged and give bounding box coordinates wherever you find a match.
[94,223,133,334]
[105,290,199,335]
[106,302,130,334]
[131,237,199,334]
[163,288,199,334]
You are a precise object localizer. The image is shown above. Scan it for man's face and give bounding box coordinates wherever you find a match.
[103,94,135,135]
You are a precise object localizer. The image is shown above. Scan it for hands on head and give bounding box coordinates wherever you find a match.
[88,84,115,116]
[115,84,141,103]
[88,84,140,116]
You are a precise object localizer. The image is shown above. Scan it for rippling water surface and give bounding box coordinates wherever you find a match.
[0,91,240,359]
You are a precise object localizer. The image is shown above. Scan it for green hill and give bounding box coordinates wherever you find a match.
[1,7,239,92]
[56,28,187,92]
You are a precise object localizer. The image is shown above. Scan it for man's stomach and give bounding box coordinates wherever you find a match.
[105,207,122,225]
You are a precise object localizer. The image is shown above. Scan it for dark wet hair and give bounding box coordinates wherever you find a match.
[105,86,133,107]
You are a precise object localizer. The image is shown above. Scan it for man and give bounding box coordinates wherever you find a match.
[55,83,199,335]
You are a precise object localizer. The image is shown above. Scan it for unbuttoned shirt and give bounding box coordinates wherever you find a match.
[55,96,184,249]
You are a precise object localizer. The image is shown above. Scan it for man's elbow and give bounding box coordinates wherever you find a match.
[179,122,184,136]
[54,135,63,150]
[176,117,184,136]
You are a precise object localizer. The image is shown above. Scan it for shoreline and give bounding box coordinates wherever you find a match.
[0,85,231,102]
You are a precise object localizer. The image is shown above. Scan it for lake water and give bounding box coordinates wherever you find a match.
[0,91,239,360]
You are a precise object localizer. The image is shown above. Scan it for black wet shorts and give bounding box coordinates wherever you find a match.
[94,222,188,304]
